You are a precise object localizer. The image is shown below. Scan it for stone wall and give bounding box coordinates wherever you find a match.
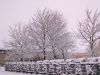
[5,58,100,75]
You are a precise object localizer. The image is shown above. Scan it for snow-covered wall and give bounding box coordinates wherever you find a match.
[5,58,100,75]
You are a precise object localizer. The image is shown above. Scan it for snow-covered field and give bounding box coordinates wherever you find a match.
[0,67,36,75]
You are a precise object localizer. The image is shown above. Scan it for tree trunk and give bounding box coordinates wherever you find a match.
[90,43,95,57]
[43,30,46,60]
[20,58,23,61]
[66,49,68,59]
[62,49,65,60]
[52,46,57,59]
[43,48,46,60]
[91,49,95,57]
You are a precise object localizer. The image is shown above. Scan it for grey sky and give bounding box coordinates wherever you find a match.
[0,0,100,49]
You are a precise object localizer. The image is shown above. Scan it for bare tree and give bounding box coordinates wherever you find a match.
[27,9,51,60]
[6,24,34,61]
[78,10,100,57]
[27,9,73,59]
[46,12,74,59]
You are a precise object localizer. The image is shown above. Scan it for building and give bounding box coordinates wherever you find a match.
[0,49,6,65]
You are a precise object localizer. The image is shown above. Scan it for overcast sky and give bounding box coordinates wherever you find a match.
[0,0,100,50]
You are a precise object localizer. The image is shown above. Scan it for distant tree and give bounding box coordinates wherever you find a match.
[78,10,100,57]
[56,33,74,59]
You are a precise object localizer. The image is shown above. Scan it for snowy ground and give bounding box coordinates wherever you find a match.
[0,66,37,75]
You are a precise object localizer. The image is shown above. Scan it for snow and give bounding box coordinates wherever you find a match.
[0,66,37,75]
